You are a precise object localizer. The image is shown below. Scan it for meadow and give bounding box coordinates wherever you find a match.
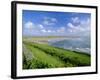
[23,37,91,69]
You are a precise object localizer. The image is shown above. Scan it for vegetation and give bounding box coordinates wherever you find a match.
[23,41,91,69]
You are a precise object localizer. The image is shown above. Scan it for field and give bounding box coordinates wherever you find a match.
[23,37,91,69]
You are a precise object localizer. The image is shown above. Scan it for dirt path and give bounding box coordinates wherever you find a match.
[23,44,34,61]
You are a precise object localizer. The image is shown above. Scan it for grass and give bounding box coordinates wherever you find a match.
[23,41,91,69]
[23,36,78,42]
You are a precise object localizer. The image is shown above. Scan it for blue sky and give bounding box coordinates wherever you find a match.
[22,10,91,36]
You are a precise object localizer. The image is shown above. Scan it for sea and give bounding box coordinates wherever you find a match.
[48,36,91,54]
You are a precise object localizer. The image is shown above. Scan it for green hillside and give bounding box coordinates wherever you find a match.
[23,41,91,69]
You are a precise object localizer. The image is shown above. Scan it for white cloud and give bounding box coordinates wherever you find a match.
[71,17,80,23]
[68,23,86,32]
[43,20,55,25]
[51,18,57,22]
[38,24,44,29]
[67,23,74,28]
[24,21,34,29]
[43,20,52,25]
[23,17,90,36]
[23,21,58,36]
[41,29,54,33]
[47,30,52,33]
[80,18,90,26]
[67,18,90,36]
[24,22,47,34]
[43,17,57,25]
[24,22,45,30]
[41,29,47,33]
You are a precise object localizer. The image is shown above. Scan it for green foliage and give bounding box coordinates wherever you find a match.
[23,41,91,69]
[23,53,54,69]
[23,53,32,69]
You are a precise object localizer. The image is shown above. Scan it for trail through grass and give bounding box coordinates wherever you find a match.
[24,43,67,69]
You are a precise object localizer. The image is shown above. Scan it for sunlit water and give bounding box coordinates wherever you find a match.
[48,36,91,54]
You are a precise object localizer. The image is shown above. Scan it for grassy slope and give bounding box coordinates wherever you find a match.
[23,41,91,69]
[26,44,66,67]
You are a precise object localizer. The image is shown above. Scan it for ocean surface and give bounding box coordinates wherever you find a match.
[48,36,91,54]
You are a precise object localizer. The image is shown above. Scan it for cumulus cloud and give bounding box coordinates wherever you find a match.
[24,22,45,31]
[43,17,57,25]
[23,16,90,36]
[41,29,54,33]
[43,20,54,25]
[51,18,57,22]
[67,23,85,33]
[71,17,80,24]
[38,24,44,29]
[41,29,47,33]
[67,17,90,36]
[24,22,46,35]
[24,21,34,29]
[47,30,52,33]
[67,23,74,28]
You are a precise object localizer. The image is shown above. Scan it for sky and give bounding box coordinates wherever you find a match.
[22,10,91,36]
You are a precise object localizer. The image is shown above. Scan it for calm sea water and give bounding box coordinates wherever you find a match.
[48,36,91,54]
